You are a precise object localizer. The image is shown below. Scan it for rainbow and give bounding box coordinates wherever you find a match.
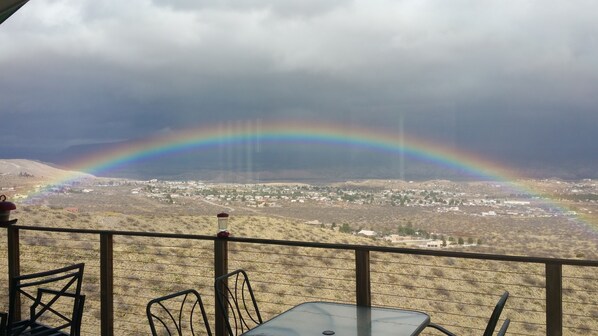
[63,120,517,180]
[22,120,592,226]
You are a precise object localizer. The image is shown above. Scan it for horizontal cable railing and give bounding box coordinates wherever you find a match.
[228,243,356,320]
[562,265,598,335]
[1,224,598,336]
[15,229,103,335]
[370,252,547,335]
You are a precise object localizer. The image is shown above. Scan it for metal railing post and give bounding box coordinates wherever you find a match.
[7,224,21,321]
[214,238,229,336]
[546,263,562,336]
[100,233,114,336]
[355,249,371,307]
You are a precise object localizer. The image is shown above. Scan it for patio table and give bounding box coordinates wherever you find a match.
[241,301,430,336]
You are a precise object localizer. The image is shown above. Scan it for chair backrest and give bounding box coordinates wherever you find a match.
[73,294,85,336]
[215,269,262,336]
[496,318,510,336]
[482,291,509,336]
[147,289,212,336]
[28,289,86,336]
[7,263,85,336]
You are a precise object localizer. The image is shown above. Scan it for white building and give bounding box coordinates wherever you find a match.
[357,230,377,237]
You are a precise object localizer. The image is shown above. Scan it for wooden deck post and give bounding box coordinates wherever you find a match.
[7,224,21,321]
[214,238,229,336]
[100,233,114,336]
[355,249,371,307]
[546,263,562,336]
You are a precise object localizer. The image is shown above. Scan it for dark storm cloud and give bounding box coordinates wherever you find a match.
[1,0,597,176]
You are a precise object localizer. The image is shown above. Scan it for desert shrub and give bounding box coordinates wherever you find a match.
[431,268,445,277]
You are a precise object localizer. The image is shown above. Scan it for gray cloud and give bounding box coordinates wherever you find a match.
[151,0,352,18]
[1,0,597,177]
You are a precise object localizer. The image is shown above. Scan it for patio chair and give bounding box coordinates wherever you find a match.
[215,269,263,336]
[147,289,212,336]
[1,263,85,336]
[427,291,509,336]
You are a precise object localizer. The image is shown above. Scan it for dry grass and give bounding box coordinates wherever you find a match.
[2,174,598,336]
[1,207,597,335]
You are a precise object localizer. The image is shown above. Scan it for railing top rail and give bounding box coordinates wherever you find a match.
[6,224,598,267]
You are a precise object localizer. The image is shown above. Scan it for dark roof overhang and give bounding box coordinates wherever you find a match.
[1,0,30,25]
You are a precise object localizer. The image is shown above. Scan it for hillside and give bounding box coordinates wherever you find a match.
[0,159,95,199]
[0,164,597,335]
[0,159,93,179]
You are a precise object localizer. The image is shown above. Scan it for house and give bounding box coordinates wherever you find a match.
[357,230,377,237]
[424,240,444,248]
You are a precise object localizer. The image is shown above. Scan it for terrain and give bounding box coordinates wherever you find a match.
[2,159,597,259]
[1,159,598,335]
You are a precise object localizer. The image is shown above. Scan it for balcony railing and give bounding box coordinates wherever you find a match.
[1,222,598,335]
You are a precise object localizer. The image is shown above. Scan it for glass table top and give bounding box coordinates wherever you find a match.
[242,301,430,336]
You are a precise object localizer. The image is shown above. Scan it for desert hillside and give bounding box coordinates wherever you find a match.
[0,159,92,178]
[0,159,95,199]
[1,159,597,335]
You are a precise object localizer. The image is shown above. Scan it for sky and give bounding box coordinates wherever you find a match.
[1,0,597,179]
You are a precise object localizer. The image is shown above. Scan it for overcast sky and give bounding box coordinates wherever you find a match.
[1,0,597,178]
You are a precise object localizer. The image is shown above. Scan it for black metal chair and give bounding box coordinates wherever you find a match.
[0,263,85,336]
[427,291,509,336]
[214,269,263,336]
[147,289,212,336]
